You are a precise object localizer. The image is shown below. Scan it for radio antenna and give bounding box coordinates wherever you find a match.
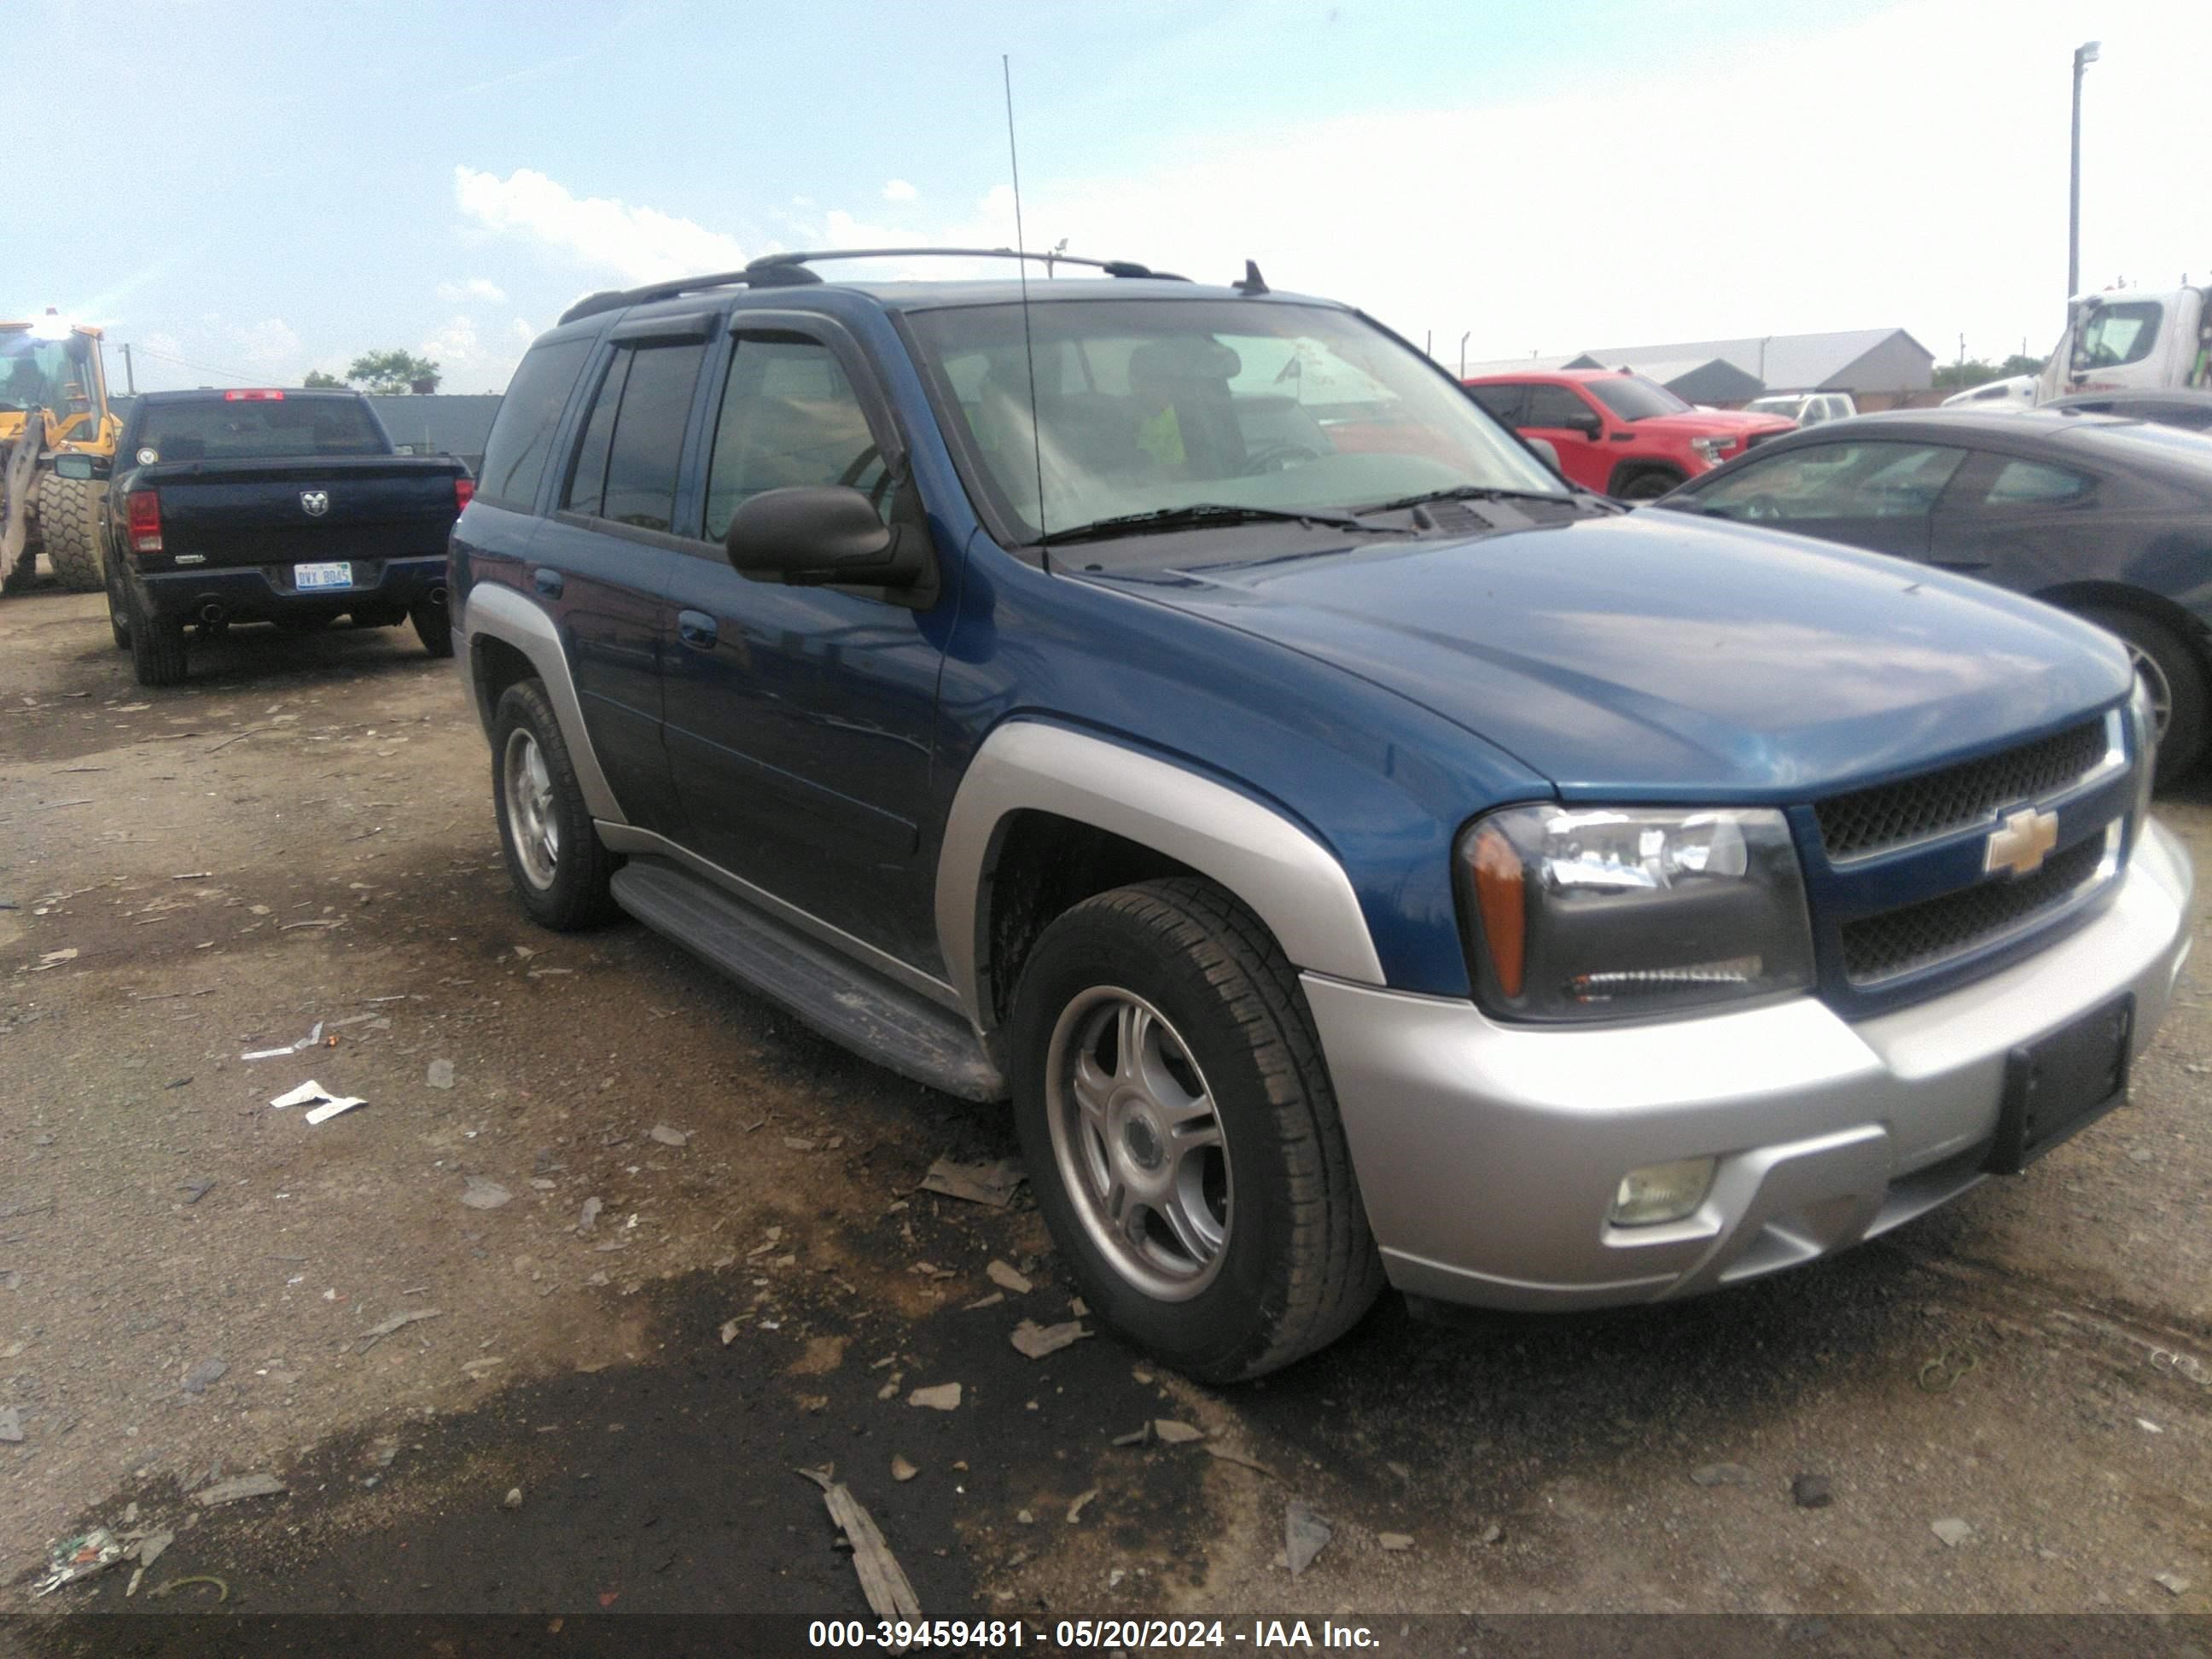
[1003,54,1050,566]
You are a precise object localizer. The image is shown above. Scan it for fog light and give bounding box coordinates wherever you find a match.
[1610,1157,1715,1226]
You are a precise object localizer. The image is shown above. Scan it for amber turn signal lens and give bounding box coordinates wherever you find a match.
[1471,825,1526,998]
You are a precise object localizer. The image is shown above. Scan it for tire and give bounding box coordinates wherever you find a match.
[411,596,454,659]
[104,559,130,649]
[2079,605,2207,782]
[1611,466,1682,502]
[1010,877,1384,1382]
[38,472,106,591]
[124,576,188,687]
[490,679,621,929]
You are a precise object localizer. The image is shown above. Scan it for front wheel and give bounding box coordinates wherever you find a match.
[2080,606,2207,782]
[411,597,454,659]
[1010,878,1383,1382]
[1612,468,1682,502]
[490,679,620,929]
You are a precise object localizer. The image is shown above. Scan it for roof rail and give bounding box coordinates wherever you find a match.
[556,247,1190,326]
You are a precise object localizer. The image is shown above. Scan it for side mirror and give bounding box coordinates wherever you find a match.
[51,453,102,480]
[1569,413,1604,438]
[725,486,924,588]
[1523,437,1561,473]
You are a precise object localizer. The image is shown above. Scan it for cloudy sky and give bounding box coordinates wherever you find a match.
[9,0,2197,393]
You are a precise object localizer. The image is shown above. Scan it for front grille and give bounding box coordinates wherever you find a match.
[1840,834,2108,984]
[1815,720,2110,862]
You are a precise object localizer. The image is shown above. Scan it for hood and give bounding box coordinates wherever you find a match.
[1081,514,2131,798]
[1633,409,1796,439]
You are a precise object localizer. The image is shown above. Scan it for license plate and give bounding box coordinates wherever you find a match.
[1986,995,2133,1174]
[294,561,353,591]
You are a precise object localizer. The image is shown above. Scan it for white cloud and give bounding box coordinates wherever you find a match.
[227,317,304,373]
[510,317,538,341]
[453,166,746,284]
[437,276,508,306]
[881,178,918,203]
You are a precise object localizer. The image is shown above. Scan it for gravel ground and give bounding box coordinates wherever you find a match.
[2,582,2208,1627]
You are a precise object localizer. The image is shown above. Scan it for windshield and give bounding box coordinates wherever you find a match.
[135,396,388,462]
[905,298,1565,544]
[1749,396,1807,417]
[0,333,84,414]
[1583,375,1691,421]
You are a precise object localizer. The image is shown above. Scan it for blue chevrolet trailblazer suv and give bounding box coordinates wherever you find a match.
[448,249,2192,1381]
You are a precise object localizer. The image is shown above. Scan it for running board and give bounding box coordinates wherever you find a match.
[609,859,1005,1102]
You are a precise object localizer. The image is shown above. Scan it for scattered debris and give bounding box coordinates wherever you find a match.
[783,1137,818,1152]
[1791,1473,1833,1509]
[963,1291,1006,1311]
[920,1155,1024,1208]
[461,1176,512,1211]
[1066,1488,1100,1524]
[1152,1419,1205,1445]
[1930,1517,1974,1548]
[1202,1444,1282,1481]
[1010,1318,1091,1360]
[34,947,79,970]
[909,1382,963,1411]
[460,1357,506,1377]
[1285,1499,1332,1577]
[1378,1533,1414,1552]
[800,1468,923,1621]
[196,1473,287,1507]
[0,1406,21,1442]
[649,1123,689,1147]
[892,1455,919,1483]
[427,1057,455,1090]
[178,1179,216,1203]
[1478,1522,1504,1545]
[721,1320,743,1346]
[306,1095,365,1126]
[504,1487,525,1511]
[148,1574,229,1604]
[357,1309,442,1353]
[242,1022,324,1061]
[2153,1571,2192,1597]
[579,1196,602,1234]
[987,1260,1033,1295]
[1112,1423,1155,1449]
[137,1532,174,1569]
[1691,1463,1752,1487]
[35,1529,125,1596]
[181,1359,229,1395]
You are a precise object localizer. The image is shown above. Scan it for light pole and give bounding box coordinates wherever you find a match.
[2069,39,2100,301]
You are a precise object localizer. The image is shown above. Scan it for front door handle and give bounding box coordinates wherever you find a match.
[677,609,719,650]
[533,568,565,600]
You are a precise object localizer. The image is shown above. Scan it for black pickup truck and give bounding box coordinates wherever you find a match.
[62,387,472,685]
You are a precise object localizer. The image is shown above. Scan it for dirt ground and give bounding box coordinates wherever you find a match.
[3,579,2209,1633]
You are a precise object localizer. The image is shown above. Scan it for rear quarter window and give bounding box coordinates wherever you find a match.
[478,337,593,510]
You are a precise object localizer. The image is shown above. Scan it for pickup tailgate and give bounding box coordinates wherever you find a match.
[138,456,463,569]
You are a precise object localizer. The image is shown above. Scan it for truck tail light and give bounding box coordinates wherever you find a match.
[125,489,163,555]
[1469,824,1526,998]
[221,389,284,401]
[454,476,474,513]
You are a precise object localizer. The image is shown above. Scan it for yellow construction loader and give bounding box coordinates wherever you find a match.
[1,310,121,594]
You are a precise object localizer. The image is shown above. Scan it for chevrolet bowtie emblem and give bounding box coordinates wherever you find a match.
[1985,806,2060,878]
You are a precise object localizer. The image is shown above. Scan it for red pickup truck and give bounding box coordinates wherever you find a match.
[1462,368,1796,499]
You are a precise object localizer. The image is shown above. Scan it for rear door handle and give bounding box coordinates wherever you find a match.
[677,609,719,650]
[533,568,564,599]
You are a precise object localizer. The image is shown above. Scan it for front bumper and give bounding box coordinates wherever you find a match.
[1307,818,2194,1312]
[134,556,446,626]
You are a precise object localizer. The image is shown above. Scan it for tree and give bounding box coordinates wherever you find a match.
[345,350,441,394]
[1932,358,2002,390]
[302,369,344,388]
[1998,352,2047,380]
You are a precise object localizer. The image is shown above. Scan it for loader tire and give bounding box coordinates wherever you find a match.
[38,473,106,592]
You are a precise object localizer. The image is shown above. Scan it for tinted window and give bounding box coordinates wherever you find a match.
[597,342,707,533]
[561,352,627,517]
[1985,459,2093,506]
[704,338,888,542]
[1697,440,1969,521]
[1524,385,1595,428]
[134,396,387,463]
[478,337,591,509]
[1584,375,1691,421]
[1466,384,1524,422]
[2075,301,2162,370]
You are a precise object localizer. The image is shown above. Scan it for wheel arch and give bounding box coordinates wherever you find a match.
[938,721,1387,1042]
[463,581,626,824]
[2033,580,2212,664]
[1607,459,1686,498]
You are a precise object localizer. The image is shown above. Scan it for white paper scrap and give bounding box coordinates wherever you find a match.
[304,1096,365,1126]
[270,1080,329,1109]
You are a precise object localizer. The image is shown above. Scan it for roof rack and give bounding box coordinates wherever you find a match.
[557,247,1191,325]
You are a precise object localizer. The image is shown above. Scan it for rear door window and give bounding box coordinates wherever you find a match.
[558,341,707,533]
[1466,383,1526,424]
[478,337,592,510]
[1983,458,2095,507]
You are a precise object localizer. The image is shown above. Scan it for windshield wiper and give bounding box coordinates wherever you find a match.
[1359,484,1583,515]
[1039,502,1371,546]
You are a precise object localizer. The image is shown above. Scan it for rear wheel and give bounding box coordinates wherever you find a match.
[38,473,106,591]
[124,578,187,687]
[491,680,620,929]
[2080,605,2207,782]
[104,558,131,649]
[1010,877,1384,1382]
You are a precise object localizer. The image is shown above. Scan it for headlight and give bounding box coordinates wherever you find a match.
[1690,435,1735,466]
[1458,805,1815,1022]
[2128,671,2157,827]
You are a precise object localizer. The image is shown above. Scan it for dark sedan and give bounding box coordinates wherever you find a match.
[1656,408,2212,776]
